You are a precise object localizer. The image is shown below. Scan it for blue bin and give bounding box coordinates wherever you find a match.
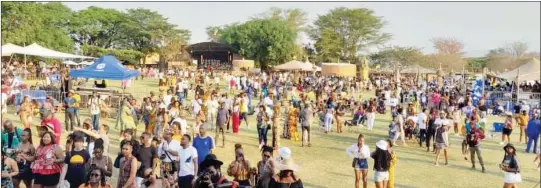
[493,122,504,132]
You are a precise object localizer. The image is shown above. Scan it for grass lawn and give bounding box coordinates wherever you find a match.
[9,78,541,188]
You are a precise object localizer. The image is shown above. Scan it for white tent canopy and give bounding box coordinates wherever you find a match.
[24,43,94,59]
[1,43,31,56]
[80,60,95,65]
[497,58,540,81]
[1,43,94,59]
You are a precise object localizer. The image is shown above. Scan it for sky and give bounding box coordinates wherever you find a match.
[63,2,540,57]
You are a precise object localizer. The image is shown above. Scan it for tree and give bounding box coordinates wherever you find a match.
[69,6,132,49]
[205,26,223,42]
[309,7,390,63]
[219,18,297,69]
[467,57,487,71]
[2,2,74,52]
[254,7,308,33]
[429,37,465,71]
[82,45,143,64]
[124,8,191,68]
[369,46,424,72]
[506,41,528,58]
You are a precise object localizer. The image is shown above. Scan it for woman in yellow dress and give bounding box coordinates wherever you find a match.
[19,96,33,129]
[120,100,136,134]
[287,102,299,141]
[386,139,397,188]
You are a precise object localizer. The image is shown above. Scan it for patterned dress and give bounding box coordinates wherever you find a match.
[117,156,136,188]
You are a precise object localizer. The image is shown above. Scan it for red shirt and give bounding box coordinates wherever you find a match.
[41,117,62,144]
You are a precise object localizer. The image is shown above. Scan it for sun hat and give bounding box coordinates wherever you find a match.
[200,154,224,170]
[505,112,513,116]
[376,140,388,151]
[503,143,516,152]
[274,147,299,171]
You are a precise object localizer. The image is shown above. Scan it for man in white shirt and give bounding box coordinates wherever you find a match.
[163,90,173,108]
[417,108,428,148]
[87,91,102,131]
[175,134,198,188]
[158,129,182,177]
[192,95,202,118]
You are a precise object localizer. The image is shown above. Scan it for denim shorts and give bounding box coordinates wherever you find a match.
[354,158,369,170]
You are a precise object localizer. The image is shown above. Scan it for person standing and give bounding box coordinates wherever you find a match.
[324,102,335,134]
[271,105,281,150]
[59,135,91,188]
[346,134,370,188]
[193,125,214,166]
[31,132,65,188]
[526,115,540,153]
[434,112,450,166]
[1,120,23,150]
[371,140,391,188]
[1,148,19,188]
[467,125,486,173]
[239,93,250,128]
[256,105,270,148]
[176,134,198,188]
[71,90,82,127]
[40,110,62,144]
[88,92,102,131]
[215,101,229,147]
[64,91,77,131]
[136,132,158,187]
[117,141,138,188]
[386,140,397,188]
[500,144,522,188]
[231,101,241,134]
[12,128,35,188]
[417,108,428,148]
[256,146,275,188]
[206,95,219,131]
[501,112,514,145]
[517,110,529,144]
[300,102,313,147]
[366,100,376,131]
[157,129,181,179]
[227,144,253,187]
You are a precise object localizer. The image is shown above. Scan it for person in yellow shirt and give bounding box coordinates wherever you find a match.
[517,110,529,144]
[71,90,82,127]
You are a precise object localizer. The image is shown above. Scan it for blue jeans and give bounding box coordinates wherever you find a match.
[526,134,539,153]
[91,114,100,131]
[177,92,185,105]
[257,127,269,145]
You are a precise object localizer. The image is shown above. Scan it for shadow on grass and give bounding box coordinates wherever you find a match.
[302,182,328,188]
[395,184,420,188]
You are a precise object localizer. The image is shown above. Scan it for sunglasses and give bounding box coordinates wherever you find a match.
[90,173,101,177]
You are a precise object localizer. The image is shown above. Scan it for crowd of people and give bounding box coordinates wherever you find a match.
[1,68,540,188]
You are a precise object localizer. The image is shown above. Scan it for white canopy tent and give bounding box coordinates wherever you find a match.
[80,61,95,65]
[497,58,540,81]
[23,43,94,59]
[1,43,32,56]
[1,43,94,59]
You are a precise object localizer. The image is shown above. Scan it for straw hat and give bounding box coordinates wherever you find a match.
[376,140,388,151]
[274,147,299,171]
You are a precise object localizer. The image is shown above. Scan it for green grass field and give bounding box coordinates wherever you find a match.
[8,78,541,188]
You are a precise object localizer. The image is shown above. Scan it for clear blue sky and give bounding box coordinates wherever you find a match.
[63,2,540,57]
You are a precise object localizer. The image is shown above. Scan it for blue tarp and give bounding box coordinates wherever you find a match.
[69,55,140,80]
[15,90,47,106]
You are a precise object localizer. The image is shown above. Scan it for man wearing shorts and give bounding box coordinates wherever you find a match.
[215,102,229,147]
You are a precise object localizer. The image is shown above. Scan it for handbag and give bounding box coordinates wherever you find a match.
[113,154,122,168]
[351,158,358,168]
[163,145,179,172]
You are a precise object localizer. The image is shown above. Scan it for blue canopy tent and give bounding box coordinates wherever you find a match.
[69,55,139,129]
[69,55,139,80]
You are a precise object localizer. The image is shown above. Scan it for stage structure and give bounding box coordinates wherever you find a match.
[187,42,243,70]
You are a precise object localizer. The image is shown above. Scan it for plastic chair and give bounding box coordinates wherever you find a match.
[490,122,504,138]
